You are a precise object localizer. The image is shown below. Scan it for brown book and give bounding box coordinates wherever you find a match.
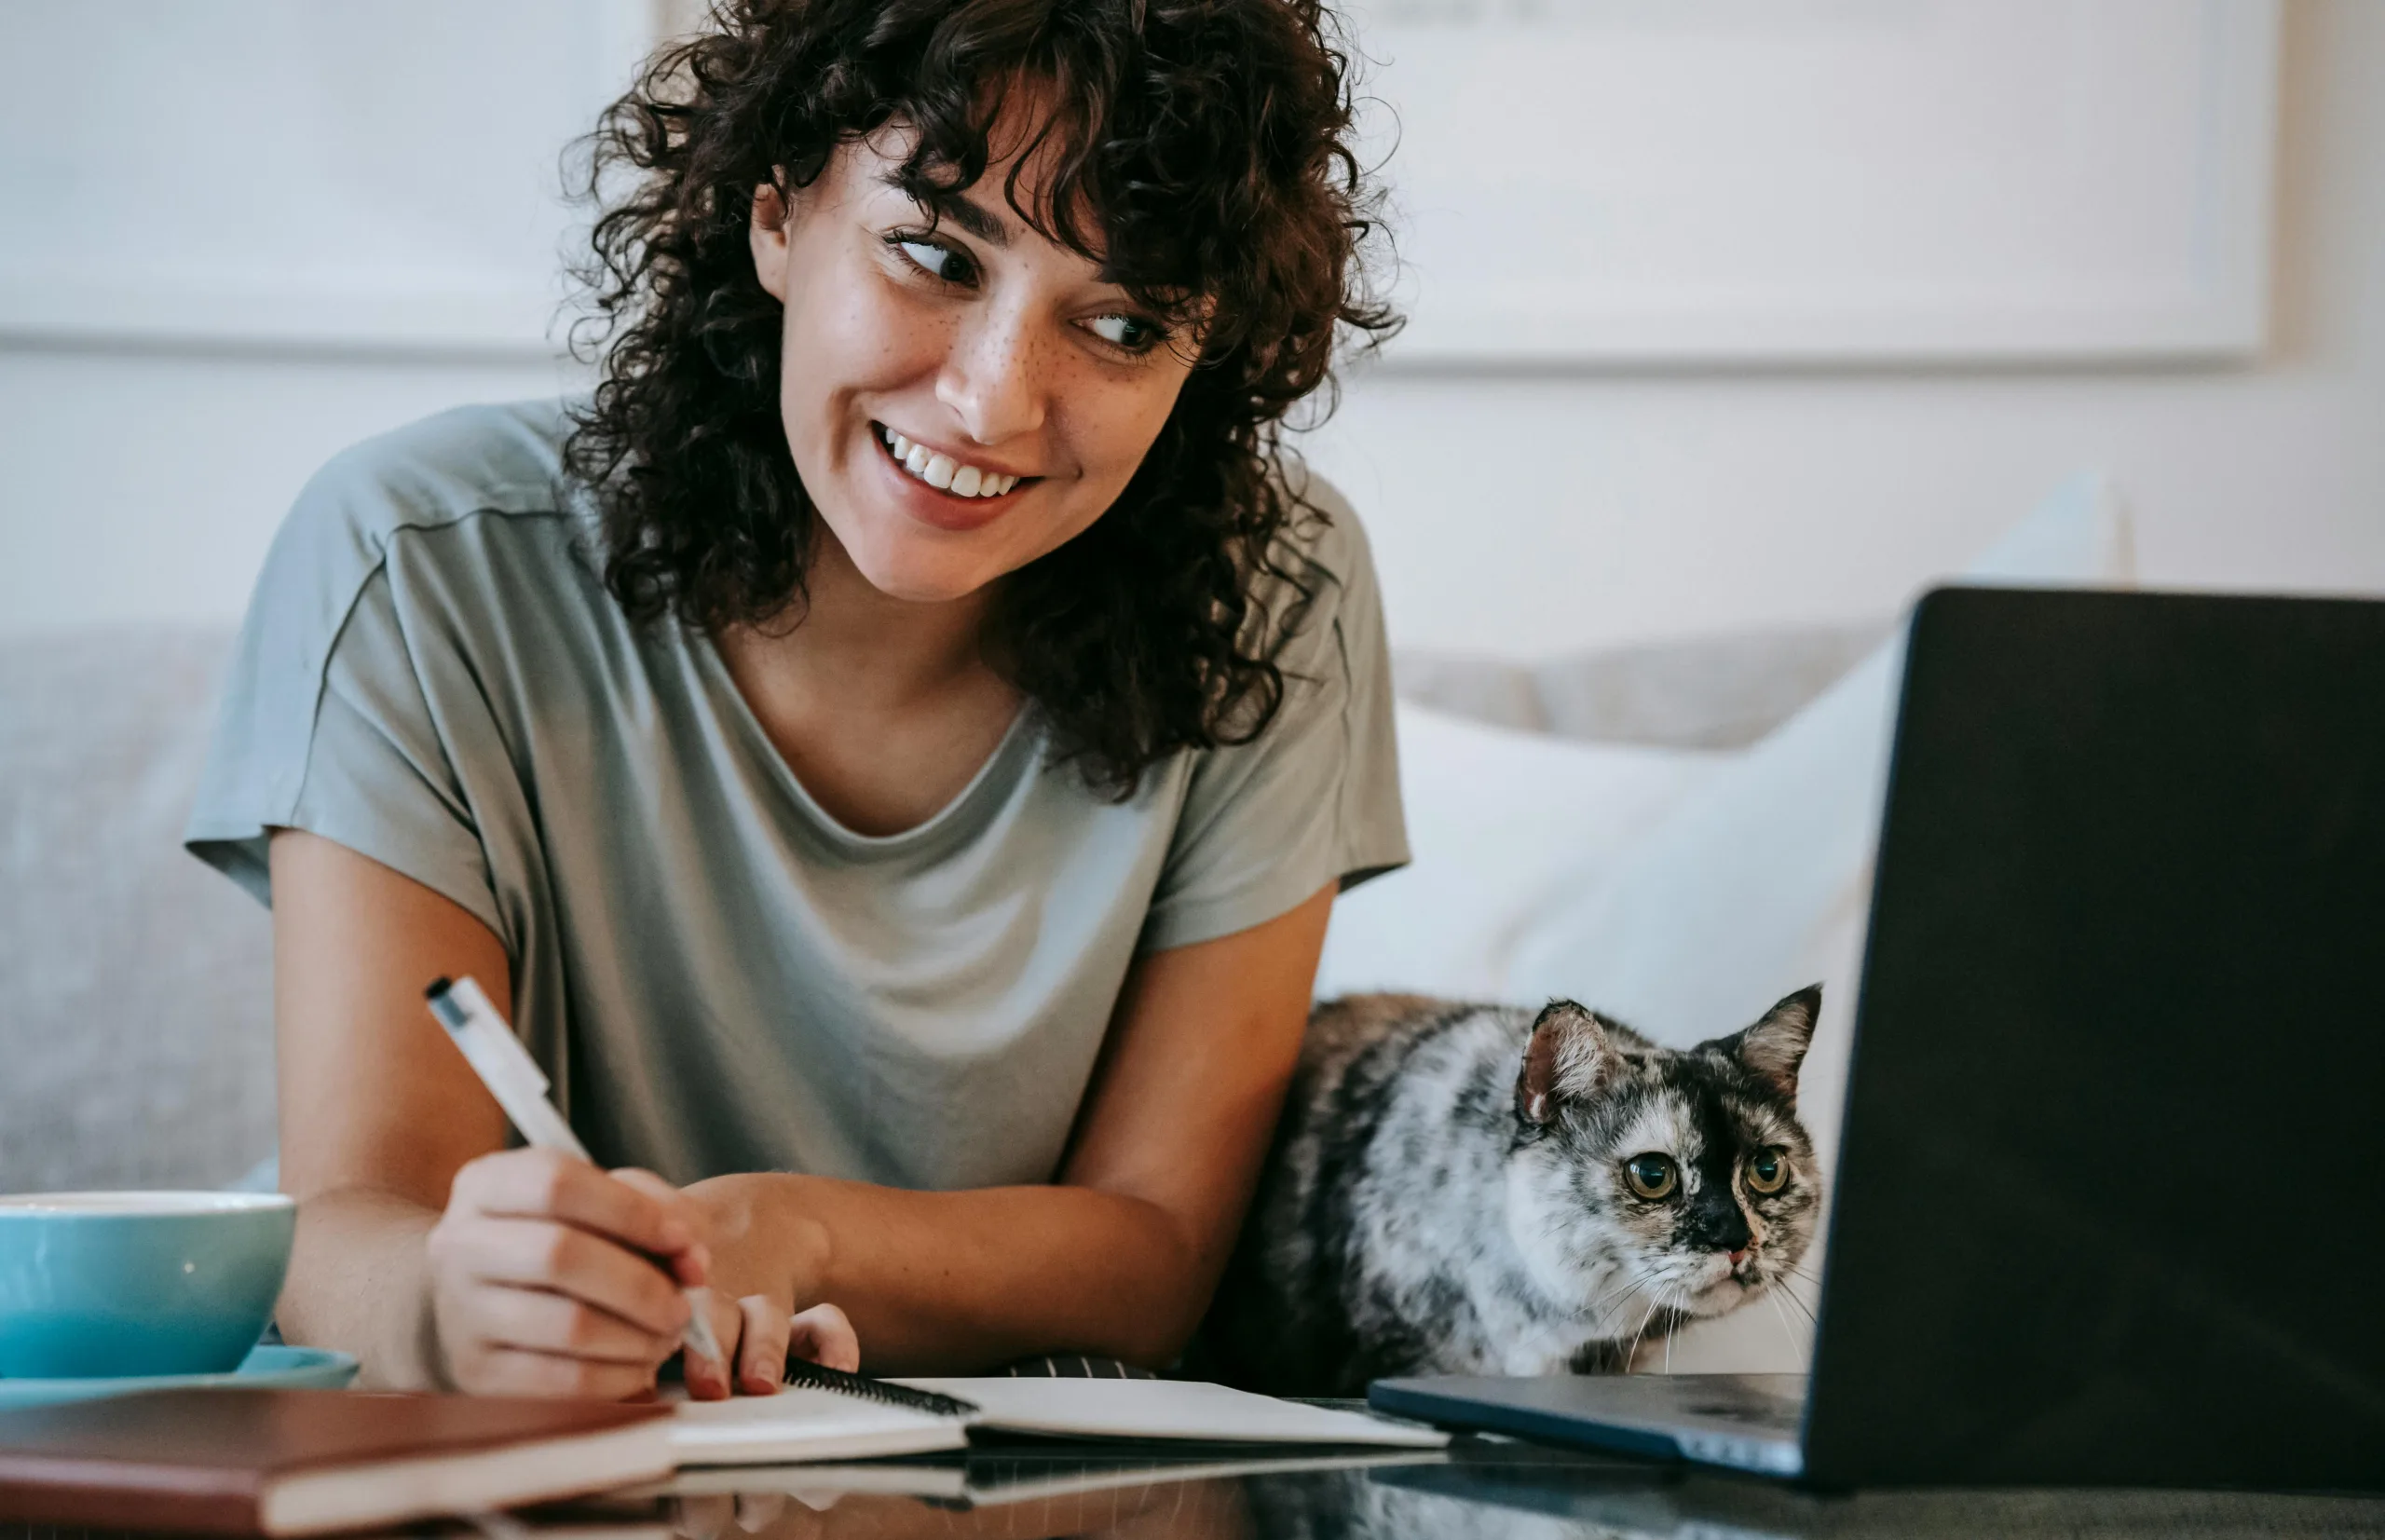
[0,1387,674,1535]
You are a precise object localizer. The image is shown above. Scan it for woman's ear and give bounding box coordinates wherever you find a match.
[751,180,793,301]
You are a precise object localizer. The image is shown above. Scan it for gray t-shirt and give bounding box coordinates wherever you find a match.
[186,401,1406,1191]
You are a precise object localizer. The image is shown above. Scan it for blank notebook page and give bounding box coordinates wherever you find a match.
[667,1387,968,1465]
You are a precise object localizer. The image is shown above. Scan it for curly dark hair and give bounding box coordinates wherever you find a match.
[565,0,1397,796]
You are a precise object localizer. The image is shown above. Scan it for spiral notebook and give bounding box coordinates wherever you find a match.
[667,1363,1448,1467]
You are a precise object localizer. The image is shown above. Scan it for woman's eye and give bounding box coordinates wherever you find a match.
[1746,1148,1789,1195]
[895,238,973,285]
[1084,312,1165,352]
[1623,1152,1679,1201]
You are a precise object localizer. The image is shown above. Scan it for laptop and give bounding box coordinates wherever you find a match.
[1370,587,2385,1490]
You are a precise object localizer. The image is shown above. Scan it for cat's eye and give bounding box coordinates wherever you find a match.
[1745,1148,1790,1194]
[1622,1152,1678,1201]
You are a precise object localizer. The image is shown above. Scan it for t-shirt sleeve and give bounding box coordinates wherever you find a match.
[1138,474,1409,953]
[184,462,507,943]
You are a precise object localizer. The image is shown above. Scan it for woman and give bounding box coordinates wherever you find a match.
[186,0,1401,1399]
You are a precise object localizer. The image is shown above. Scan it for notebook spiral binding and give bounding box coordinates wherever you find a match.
[783,1358,982,1419]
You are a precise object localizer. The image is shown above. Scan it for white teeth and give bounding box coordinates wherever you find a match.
[879,426,1021,497]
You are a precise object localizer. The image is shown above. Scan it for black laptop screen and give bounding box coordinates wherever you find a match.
[1806,587,2385,1490]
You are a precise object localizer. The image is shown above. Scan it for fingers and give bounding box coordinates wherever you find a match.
[734,1295,794,1396]
[786,1302,861,1374]
[432,1215,693,1338]
[733,1493,787,1533]
[673,1493,734,1540]
[680,1287,740,1401]
[428,1149,733,1400]
[677,1295,862,1397]
[452,1150,705,1276]
[473,1285,676,1366]
[606,1167,714,1287]
[469,1345,662,1402]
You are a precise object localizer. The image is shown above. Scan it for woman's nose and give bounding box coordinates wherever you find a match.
[936,303,1048,447]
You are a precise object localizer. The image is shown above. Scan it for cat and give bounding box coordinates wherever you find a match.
[1202,986,1823,1397]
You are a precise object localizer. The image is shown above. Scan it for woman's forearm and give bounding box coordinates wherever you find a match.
[277,1186,447,1391]
[693,1174,1212,1373]
[690,893,1337,1376]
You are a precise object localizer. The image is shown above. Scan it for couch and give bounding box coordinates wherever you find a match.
[0,620,1881,1197]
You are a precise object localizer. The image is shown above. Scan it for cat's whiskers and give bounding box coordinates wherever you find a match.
[1765,1287,1807,1367]
[1587,1273,1657,1340]
[1623,1281,1680,1372]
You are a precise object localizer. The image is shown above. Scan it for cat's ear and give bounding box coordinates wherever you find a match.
[1516,1002,1624,1126]
[1731,985,1821,1103]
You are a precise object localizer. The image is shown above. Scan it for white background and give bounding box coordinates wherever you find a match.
[2,0,2379,657]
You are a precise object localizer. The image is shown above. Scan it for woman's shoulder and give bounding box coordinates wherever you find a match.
[282,399,580,556]
[1250,457,1387,669]
[1267,457,1379,596]
[254,399,596,625]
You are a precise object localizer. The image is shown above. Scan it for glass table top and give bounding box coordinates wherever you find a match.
[530,1435,2385,1540]
[6,1425,2379,1539]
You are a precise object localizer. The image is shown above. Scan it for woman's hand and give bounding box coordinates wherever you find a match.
[684,1294,861,1396]
[680,1173,857,1396]
[423,1148,713,1398]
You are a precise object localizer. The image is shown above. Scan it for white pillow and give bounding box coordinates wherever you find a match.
[1492,473,2134,1372]
[1314,705,1724,1002]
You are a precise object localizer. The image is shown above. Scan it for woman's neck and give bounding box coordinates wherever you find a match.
[711,527,1023,837]
[733,526,996,709]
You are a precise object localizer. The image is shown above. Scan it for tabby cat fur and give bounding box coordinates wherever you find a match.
[1204,987,1823,1397]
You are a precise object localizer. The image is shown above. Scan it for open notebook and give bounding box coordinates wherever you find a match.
[667,1364,1449,1466]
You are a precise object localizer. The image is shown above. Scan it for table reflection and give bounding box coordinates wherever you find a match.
[534,1440,2385,1540]
[656,1465,1256,1540]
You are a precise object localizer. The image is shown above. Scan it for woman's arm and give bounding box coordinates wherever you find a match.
[271,830,725,1396]
[278,820,1330,1385]
[687,882,1337,1372]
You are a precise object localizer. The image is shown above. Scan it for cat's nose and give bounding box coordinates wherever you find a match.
[1728,1247,1753,1268]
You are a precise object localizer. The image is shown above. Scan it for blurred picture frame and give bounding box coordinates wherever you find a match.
[0,0,2278,368]
[1355,0,2281,366]
[0,0,655,361]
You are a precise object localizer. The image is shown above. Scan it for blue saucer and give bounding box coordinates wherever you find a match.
[0,1343,358,1411]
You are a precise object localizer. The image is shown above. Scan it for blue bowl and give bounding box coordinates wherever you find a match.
[0,1192,296,1379]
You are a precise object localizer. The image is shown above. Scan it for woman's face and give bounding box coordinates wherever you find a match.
[751,120,1200,606]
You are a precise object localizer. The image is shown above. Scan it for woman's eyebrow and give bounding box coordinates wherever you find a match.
[881,173,1009,247]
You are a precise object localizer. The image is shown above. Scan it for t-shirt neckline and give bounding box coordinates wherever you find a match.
[687,626,1043,859]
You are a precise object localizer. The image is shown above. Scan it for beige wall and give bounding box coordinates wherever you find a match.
[2,0,2377,655]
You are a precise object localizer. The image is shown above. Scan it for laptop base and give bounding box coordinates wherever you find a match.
[1370,1374,1807,1478]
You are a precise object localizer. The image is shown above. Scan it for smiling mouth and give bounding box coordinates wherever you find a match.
[873,423,1033,500]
